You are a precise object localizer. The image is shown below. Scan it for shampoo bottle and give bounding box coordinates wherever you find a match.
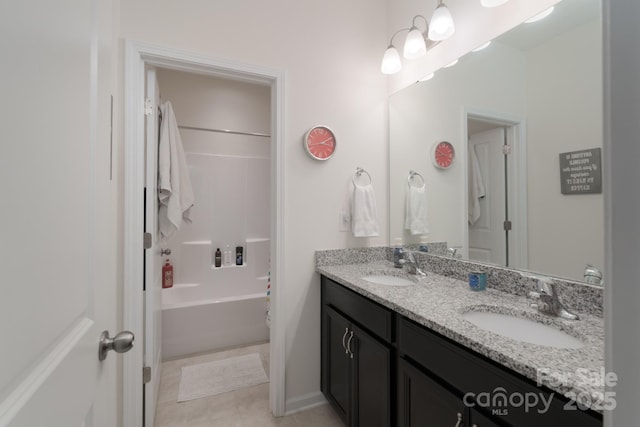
[224,245,232,266]
[214,248,222,268]
[236,246,243,266]
[162,259,173,288]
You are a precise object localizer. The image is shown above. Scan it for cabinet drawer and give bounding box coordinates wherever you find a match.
[322,276,393,343]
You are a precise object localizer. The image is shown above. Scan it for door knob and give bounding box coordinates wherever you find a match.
[99,330,134,361]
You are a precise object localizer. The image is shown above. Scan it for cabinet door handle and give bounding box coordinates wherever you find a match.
[346,331,354,359]
[454,412,462,427]
[342,328,349,354]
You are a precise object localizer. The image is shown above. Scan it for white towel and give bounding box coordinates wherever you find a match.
[468,145,486,225]
[158,101,195,241]
[352,184,379,237]
[404,185,430,235]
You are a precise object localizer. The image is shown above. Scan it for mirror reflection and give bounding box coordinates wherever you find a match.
[389,0,603,284]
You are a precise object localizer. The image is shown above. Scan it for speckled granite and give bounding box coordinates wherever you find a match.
[315,247,387,267]
[395,251,604,317]
[316,259,606,412]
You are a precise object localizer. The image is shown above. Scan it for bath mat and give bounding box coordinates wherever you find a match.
[177,353,268,402]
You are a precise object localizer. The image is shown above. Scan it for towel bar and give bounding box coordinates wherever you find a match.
[408,170,425,188]
[353,167,372,186]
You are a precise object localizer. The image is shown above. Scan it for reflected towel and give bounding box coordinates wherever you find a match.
[468,145,486,225]
[404,185,430,235]
[158,101,195,240]
[352,184,379,237]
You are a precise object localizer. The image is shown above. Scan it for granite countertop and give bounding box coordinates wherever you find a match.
[318,260,606,412]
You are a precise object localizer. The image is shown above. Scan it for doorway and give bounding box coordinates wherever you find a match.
[123,41,286,426]
[464,110,528,270]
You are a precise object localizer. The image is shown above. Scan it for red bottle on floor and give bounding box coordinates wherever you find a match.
[162,259,173,288]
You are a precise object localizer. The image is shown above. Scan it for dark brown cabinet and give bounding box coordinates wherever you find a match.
[320,276,603,427]
[322,278,392,427]
[398,357,466,427]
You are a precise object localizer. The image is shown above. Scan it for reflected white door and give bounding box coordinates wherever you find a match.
[144,68,163,427]
[0,1,118,426]
[468,128,507,265]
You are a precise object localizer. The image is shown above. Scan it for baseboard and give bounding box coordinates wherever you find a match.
[284,391,328,416]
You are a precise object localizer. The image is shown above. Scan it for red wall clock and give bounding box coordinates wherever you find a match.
[432,141,455,169]
[304,125,336,160]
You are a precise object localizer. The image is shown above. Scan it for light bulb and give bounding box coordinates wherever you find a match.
[428,3,455,41]
[381,46,402,74]
[404,28,427,59]
[481,0,509,7]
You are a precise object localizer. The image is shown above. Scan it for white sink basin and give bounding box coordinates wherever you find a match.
[462,311,584,349]
[361,274,415,287]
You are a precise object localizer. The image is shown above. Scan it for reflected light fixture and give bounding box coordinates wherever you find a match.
[443,58,458,68]
[472,41,491,52]
[525,6,554,23]
[381,1,456,75]
[481,0,509,7]
[418,72,435,82]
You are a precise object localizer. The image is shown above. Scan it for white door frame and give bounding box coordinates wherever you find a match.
[123,40,286,425]
[462,108,528,270]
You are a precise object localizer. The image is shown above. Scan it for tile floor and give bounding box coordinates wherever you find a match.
[154,342,344,427]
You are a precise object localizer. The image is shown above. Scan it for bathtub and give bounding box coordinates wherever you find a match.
[161,282,270,360]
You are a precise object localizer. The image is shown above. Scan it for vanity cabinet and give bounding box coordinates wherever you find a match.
[321,277,392,427]
[398,316,602,427]
[320,276,602,427]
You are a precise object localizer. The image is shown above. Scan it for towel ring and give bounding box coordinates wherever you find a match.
[353,167,372,186]
[408,170,425,188]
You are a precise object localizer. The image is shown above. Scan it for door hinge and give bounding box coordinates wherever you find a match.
[144,232,152,249]
[143,366,151,384]
[144,98,153,116]
[502,144,512,155]
[503,220,512,231]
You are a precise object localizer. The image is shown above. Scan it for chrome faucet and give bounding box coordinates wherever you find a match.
[527,276,579,320]
[399,249,426,276]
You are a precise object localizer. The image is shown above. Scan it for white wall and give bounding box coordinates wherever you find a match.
[387,0,560,93]
[118,0,389,411]
[525,19,603,281]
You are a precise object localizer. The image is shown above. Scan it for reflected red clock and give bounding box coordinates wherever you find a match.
[432,141,455,169]
[304,125,336,161]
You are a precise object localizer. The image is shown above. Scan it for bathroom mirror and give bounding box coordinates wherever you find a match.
[389,0,603,284]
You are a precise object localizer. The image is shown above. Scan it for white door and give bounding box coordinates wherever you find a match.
[0,1,121,426]
[468,128,507,265]
[144,68,163,427]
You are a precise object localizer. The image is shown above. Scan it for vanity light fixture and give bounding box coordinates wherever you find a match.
[428,0,456,41]
[381,1,456,75]
[480,0,509,7]
[525,6,554,23]
[404,15,429,59]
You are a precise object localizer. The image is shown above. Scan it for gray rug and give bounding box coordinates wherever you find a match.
[177,353,269,402]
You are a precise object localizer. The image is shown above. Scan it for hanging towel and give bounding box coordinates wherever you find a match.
[404,184,430,235]
[352,183,380,237]
[158,101,195,241]
[468,145,486,225]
